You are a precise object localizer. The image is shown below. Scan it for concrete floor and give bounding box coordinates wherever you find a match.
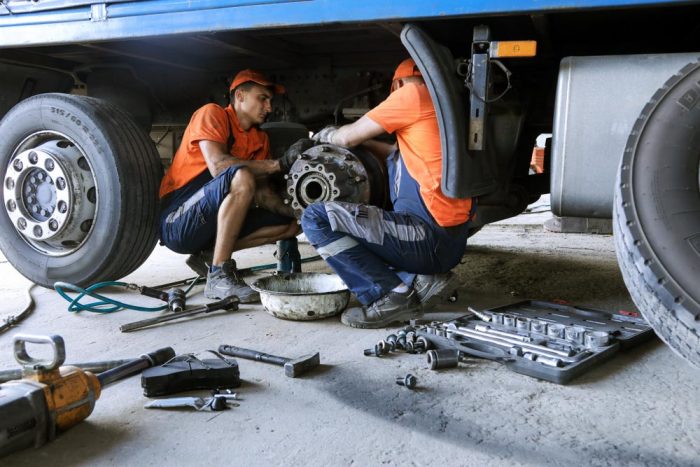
[1,201,698,466]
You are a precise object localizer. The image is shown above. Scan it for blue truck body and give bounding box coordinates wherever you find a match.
[0,0,695,45]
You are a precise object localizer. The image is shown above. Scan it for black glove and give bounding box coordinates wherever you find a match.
[279,138,314,173]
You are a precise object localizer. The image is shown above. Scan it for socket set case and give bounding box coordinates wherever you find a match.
[417,300,654,384]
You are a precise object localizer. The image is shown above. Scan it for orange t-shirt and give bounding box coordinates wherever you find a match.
[159,104,270,198]
[366,83,473,227]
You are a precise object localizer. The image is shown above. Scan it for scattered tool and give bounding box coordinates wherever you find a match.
[0,334,174,457]
[364,343,387,357]
[139,285,186,312]
[120,296,239,332]
[365,328,430,359]
[426,349,461,370]
[141,352,240,397]
[395,374,417,389]
[144,395,238,411]
[218,344,320,378]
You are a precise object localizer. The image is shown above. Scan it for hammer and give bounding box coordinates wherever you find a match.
[218,344,319,378]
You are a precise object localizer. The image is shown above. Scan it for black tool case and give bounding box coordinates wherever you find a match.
[417,300,654,384]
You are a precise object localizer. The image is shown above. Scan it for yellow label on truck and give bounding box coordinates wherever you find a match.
[491,41,537,58]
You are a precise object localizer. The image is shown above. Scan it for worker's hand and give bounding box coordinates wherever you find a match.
[278,138,314,173]
[312,125,339,144]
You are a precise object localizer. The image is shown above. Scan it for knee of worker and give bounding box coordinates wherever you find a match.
[227,166,255,198]
[301,203,331,245]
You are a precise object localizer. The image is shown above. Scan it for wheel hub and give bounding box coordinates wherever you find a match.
[283,144,381,218]
[3,135,97,255]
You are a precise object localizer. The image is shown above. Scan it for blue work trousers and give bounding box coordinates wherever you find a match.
[301,201,469,305]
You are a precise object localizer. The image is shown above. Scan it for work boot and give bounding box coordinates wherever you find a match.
[413,272,456,308]
[186,249,214,277]
[341,289,422,329]
[205,260,259,303]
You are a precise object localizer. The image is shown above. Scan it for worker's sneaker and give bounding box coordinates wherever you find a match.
[205,260,259,303]
[341,289,422,329]
[413,272,456,308]
[186,249,214,277]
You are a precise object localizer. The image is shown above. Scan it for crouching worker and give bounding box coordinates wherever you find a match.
[301,59,474,328]
[159,69,300,302]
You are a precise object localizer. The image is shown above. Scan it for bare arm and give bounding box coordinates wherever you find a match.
[327,115,387,147]
[199,140,281,178]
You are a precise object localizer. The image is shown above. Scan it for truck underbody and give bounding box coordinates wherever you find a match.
[0,1,699,366]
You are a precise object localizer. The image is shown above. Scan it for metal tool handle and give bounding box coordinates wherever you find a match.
[96,346,175,388]
[13,334,66,370]
[120,296,239,332]
[218,345,287,366]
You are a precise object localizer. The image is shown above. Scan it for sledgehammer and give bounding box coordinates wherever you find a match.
[218,344,319,378]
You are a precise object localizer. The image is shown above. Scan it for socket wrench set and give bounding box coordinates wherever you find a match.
[416,300,654,384]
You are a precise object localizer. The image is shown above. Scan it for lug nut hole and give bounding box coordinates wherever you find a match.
[77,157,90,171]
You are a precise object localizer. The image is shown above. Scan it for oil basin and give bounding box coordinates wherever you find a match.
[250,273,350,321]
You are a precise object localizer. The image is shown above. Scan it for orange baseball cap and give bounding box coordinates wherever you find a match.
[230,69,285,94]
[392,58,422,81]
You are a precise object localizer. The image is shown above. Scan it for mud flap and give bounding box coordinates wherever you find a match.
[400,23,497,199]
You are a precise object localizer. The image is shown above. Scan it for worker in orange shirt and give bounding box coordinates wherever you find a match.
[302,59,474,328]
[159,70,299,302]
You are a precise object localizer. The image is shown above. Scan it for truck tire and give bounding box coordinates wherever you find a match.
[0,93,162,287]
[613,59,700,368]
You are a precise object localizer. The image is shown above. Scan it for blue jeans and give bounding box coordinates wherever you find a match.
[160,165,293,254]
[301,201,469,305]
